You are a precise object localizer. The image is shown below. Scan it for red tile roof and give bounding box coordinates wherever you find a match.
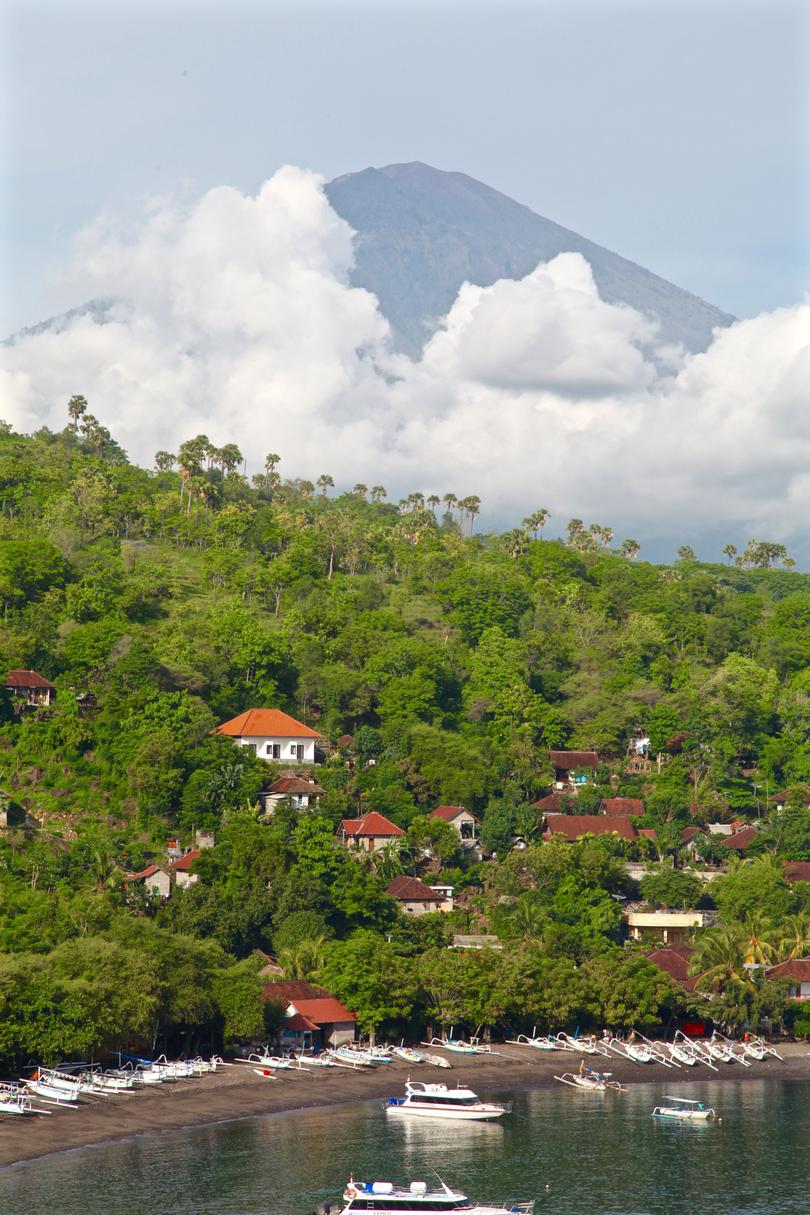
[765,957,810,982]
[532,792,565,812]
[646,945,698,991]
[721,826,758,850]
[127,864,167,881]
[542,814,636,842]
[5,669,55,689]
[602,798,645,815]
[681,827,704,843]
[341,812,404,837]
[337,734,355,748]
[170,849,201,872]
[295,997,356,1024]
[549,750,599,769]
[267,776,326,795]
[783,862,810,884]
[386,875,443,902]
[430,804,477,823]
[285,1012,320,1033]
[215,709,321,739]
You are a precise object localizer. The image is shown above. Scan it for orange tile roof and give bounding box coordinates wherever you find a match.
[602,798,645,815]
[721,826,758,850]
[170,849,201,872]
[267,776,326,795]
[765,957,810,982]
[341,812,404,837]
[215,708,321,739]
[294,997,356,1024]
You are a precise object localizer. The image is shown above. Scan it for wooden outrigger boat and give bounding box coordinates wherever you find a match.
[652,1096,716,1121]
[554,1068,625,1092]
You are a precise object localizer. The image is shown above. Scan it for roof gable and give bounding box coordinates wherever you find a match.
[430,804,477,823]
[5,669,55,689]
[386,875,443,901]
[267,776,326,795]
[341,812,404,837]
[170,849,201,872]
[766,957,810,982]
[215,708,321,739]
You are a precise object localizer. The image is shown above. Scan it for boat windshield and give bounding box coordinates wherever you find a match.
[408,1093,480,1105]
[346,1201,473,1211]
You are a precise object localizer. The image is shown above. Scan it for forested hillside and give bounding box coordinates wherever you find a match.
[1,402,809,1065]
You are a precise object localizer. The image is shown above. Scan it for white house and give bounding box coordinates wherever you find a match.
[170,849,201,889]
[259,775,326,815]
[215,708,322,763]
[429,804,480,846]
[126,864,172,900]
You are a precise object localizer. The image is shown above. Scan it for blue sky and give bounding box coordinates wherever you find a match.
[2,0,808,335]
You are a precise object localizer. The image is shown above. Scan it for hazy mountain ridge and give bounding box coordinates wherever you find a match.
[325,161,735,356]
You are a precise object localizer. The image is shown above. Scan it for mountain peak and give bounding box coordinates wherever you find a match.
[325,163,734,356]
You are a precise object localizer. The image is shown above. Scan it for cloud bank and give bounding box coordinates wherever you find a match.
[2,167,808,560]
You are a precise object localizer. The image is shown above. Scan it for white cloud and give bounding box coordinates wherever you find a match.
[2,168,808,561]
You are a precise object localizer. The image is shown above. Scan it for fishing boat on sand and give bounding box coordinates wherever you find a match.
[309,1176,534,1214]
[386,1081,511,1121]
[652,1096,716,1121]
[554,1068,624,1092]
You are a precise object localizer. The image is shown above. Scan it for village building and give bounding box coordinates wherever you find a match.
[170,849,201,889]
[4,669,55,707]
[258,775,326,815]
[773,787,810,811]
[601,797,645,816]
[195,828,216,849]
[262,980,356,1049]
[125,864,172,900]
[386,875,450,915]
[429,803,480,844]
[625,905,716,946]
[339,811,405,852]
[765,957,810,1001]
[721,825,758,852]
[645,944,699,991]
[540,813,637,844]
[549,749,599,789]
[0,801,40,833]
[215,708,322,763]
[451,934,502,950]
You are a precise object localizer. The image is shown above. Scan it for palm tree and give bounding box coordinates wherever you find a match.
[465,495,481,535]
[722,544,737,564]
[352,483,368,499]
[510,893,546,941]
[219,443,243,473]
[690,925,750,993]
[154,450,176,472]
[427,494,441,514]
[442,492,458,521]
[783,557,796,570]
[774,914,810,961]
[265,452,281,474]
[67,394,88,431]
[505,529,528,560]
[620,538,640,560]
[277,936,327,981]
[566,518,584,546]
[316,474,334,497]
[741,911,778,965]
[370,485,387,503]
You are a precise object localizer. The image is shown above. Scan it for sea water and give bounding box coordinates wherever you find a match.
[0,1078,807,1214]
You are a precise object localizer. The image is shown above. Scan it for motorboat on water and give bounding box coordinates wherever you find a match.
[326,1176,534,1214]
[652,1096,716,1121]
[385,1081,512,1121]
[554,1069,624,1092]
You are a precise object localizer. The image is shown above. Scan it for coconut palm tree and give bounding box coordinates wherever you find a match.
[774,914,810,961]
[722,544,738,564]
[740,911,779,965]
[277,936,327,981]
[690,925,750,993]
[67,394,88,431]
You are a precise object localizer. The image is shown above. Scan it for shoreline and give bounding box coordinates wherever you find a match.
[2,1042,809,1169]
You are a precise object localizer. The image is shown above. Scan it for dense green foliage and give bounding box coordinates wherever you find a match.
[1,413,809,1064]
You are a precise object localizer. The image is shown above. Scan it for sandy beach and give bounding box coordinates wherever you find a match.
[2,1042,808,1169]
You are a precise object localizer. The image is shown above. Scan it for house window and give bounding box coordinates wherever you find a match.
[266,743,281,759]
[292,744,304,761]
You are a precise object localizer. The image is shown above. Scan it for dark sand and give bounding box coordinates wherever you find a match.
[2,1042,808,1168]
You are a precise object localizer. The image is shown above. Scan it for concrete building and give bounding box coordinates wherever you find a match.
[215,708,322,764]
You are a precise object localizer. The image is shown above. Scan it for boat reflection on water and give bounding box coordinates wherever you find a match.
[390,1108,506,1155]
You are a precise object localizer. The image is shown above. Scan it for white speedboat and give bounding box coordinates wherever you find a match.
[333,1177,534,1214]
[652,1096,715,1121]
[385,1081,511,1121]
